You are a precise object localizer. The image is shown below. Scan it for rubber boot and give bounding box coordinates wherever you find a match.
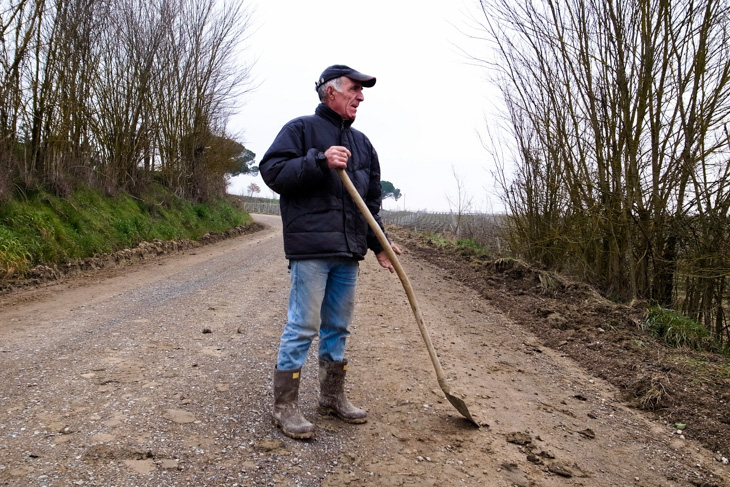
[318,359,368,424]
[272,367,316,439]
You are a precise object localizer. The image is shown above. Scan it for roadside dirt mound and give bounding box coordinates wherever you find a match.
[388,226,730,460]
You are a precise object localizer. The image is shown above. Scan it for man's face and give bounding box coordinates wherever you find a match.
[328,77,365,120]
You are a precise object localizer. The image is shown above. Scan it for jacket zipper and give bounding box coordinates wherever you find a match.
[340,121,350,171]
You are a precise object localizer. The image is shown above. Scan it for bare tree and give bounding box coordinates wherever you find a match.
[446,165,474,239]
[153,0,253,201]
[475,0,730,343]
[87,0,165,193]
[246,182,260,197]
[0,0,46,196]
[0,0,253,201]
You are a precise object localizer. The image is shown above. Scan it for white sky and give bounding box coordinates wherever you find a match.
[227,0,505,213]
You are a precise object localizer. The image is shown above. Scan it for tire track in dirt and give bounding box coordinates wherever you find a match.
[0,214,725,486]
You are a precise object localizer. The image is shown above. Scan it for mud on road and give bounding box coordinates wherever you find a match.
[0,214,726,486]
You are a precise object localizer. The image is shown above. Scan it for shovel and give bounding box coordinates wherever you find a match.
[337,168,478,426]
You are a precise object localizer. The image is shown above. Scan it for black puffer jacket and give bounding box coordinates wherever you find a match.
[259,103,386,260]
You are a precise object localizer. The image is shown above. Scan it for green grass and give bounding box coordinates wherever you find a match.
[668,353,730,388]
[641,305,716,352]
[456,237,485,255]
[424,232,450,247]
[721,360,730,377]
[0,184,252,278]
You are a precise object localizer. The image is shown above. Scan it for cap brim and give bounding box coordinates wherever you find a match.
[346,72,376,87]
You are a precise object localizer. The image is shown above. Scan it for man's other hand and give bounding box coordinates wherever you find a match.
[376,243,402,273]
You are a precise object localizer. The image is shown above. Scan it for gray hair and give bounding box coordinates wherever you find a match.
[317,76,343,101]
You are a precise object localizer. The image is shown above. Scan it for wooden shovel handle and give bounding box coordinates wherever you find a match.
[337,169,449,390]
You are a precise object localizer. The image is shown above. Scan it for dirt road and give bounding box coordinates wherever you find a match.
[0,214,726,486]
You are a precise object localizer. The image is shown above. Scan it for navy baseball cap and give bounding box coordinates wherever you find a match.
[315,65,376,91]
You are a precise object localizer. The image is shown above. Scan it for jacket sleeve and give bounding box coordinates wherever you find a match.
[259,120,328,195]
[365,146,388,254]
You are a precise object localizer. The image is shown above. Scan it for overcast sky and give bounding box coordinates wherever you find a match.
[227,0,504,213]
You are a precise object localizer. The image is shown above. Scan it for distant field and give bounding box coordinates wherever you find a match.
[241,199,505,252]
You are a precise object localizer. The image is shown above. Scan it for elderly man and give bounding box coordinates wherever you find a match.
[259,65,401,439]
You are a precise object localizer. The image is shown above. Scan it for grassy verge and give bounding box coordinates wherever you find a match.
[0,185,252,278]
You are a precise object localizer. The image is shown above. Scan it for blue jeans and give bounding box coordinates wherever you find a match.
[277,258,359,370]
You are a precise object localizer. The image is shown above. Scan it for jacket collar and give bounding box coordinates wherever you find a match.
[316,103,354,128]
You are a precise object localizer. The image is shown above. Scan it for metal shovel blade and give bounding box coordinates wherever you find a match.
[337,169,479,427]
[443,388,478,425]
